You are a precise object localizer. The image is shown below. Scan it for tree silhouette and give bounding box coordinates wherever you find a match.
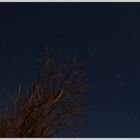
[0,48,93,137]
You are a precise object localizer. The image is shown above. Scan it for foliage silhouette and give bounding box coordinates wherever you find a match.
[0,48,93,137]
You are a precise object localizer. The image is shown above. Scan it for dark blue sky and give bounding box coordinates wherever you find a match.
[0,3,140,137]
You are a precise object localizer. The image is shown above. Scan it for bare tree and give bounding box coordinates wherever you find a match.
[0,48,93,137]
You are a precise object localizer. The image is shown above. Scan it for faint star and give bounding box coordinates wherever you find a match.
[121,82,124,87]
[133,116,139,121]
[114,115,119,120]
[132,44,135,49]
[116,100,121,105]
[128,26,132,33]
[117,74,120,78]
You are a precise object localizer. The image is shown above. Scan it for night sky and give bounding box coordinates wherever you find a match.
[0,2,140,137]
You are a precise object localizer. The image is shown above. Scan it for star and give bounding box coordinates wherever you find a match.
[132,44,135,49]
[128,27,132,33]
[116,74,120,79]
[121,82,124,87]
[133,116,139,121]
[114,115,119,120]
[116,100,121,105]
